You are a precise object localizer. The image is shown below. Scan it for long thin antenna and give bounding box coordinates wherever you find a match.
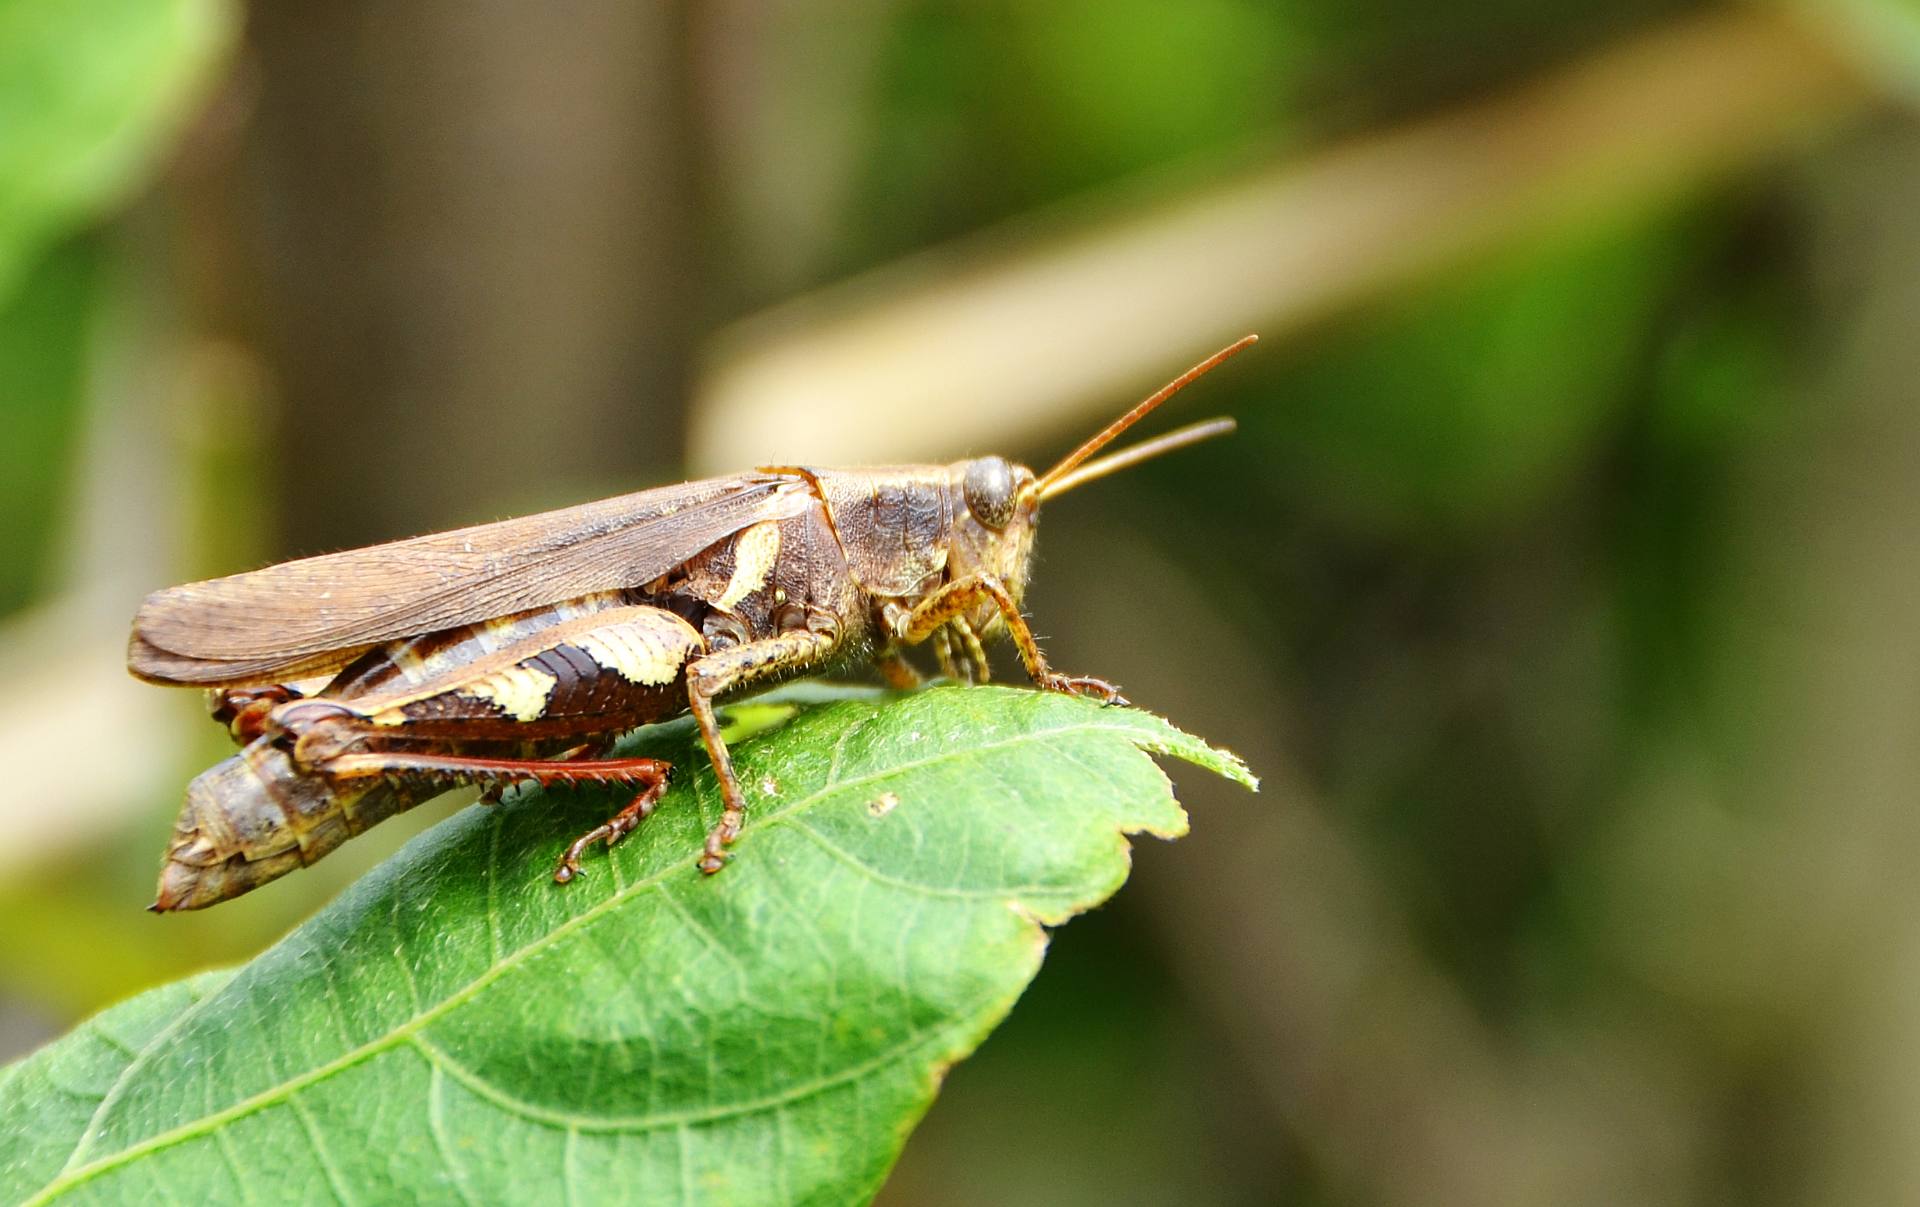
[1035,333,1258,494]
[1037,418,1237,500]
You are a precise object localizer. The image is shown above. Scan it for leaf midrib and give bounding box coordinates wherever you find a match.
[25,712,1157,1205]
[411,1013,969,1134]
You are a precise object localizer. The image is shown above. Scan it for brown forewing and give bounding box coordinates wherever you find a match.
[130,473,817,686]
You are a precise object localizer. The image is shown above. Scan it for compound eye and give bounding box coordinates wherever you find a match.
[963,456,1017,530]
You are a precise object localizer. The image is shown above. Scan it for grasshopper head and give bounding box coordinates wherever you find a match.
[944,455,1043,631]
[936,334,1260,639]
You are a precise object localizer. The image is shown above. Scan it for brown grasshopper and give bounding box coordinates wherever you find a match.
[129,335,1256,910]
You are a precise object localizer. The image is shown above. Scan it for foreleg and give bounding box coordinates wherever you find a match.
[891,574,1127,704]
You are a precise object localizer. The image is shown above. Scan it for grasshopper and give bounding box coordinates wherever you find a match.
[129,335,1256,910]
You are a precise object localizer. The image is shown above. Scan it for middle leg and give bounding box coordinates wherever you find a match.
[891,573,1127,704]
[683,626,840,874]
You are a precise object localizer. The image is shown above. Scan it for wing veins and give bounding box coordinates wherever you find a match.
[131,474,813,683]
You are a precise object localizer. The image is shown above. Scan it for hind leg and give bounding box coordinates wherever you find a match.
[551,774,673,883]
[318,747,674,884]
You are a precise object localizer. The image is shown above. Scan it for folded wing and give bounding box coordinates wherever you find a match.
[131,474,816,686]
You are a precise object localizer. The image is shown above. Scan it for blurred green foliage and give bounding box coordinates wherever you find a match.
[0,0,231,303]
[0,0,233,611]
[1258,218,1688,533]
[857,0,1301,266]
[0,243,95,612]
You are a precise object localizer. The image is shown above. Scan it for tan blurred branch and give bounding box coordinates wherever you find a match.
[691,6,1873,471]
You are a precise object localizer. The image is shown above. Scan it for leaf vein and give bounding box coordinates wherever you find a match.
[785,817,1075,904]
[55,983,218,1177]
[211,1121,254,1206]
[485,809,504,965]
[675,1123,693,1207]
[653,881,749,981]
[411,1019,956,1134]
[86,1024,140,1060]
[388,893,424,1015]
[287,1090,353,1207]
[562,1125,581,1207]
[426,1061,478,1207]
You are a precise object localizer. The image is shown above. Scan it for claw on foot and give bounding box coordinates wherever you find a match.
[697,817,743,875]
[1038,672,1128,706]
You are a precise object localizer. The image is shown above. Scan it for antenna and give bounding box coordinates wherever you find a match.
[1037,418,1237,500]
[1034,334,1258,496]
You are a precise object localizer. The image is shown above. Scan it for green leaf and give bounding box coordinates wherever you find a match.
[1,687,1252,1205]
[0,0,236,304]
[0,239,97,612]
